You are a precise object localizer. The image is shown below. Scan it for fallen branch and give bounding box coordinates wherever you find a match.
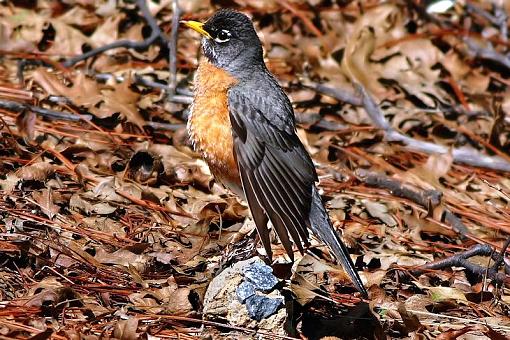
[302,81,362,106]
[91,72,193,103]
[492,237,510,275]
[308,81,510,172]
[0,99,92,122]
[412,242,510,286]
[358,84,510,171]
[464,37,510,71]
[145,121,185,131]
[355,169,469,237]
[63,0,169,68]
[0,99,189,131]
[466,2,508,42]
[167,0,181,99]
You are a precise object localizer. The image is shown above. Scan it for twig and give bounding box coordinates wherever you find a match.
[356,83,510,172]
[412,244,510,285]
[466,2,508,42]
[132,75,192,103]
[0,99,92,122]
[357,85,390,131]
[133,74,169,90]
[443,211,469,238]
[302,81,362,106]
[0,86,33,101]
[355,169,441,208]
[63,0,169,68]
[0,99,188,130]
[464,37,510,71]
[355,169,469,236]
[167,0,181,99]
[145,121,185,131]
[92,73,193,103]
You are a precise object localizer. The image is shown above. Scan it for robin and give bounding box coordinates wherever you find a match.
[182,9,367,297]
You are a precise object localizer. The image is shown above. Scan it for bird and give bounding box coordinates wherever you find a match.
[181,9,367,297]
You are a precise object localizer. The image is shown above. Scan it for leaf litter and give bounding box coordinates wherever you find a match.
[0,0,509,339]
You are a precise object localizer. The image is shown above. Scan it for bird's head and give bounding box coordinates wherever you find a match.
[182,9,264,75]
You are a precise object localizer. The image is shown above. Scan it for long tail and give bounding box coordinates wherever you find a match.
[309,186,368,297]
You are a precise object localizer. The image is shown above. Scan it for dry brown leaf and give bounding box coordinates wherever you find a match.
[95,248,149,273]
[342,26,382,95]
[32,188,60,219]
[47,20,91,55]
[31,69,105,107]
[113,318,139,340]
[411,151,454,189]
[429,286,468,303]
[94,75,145,127]
[362,199,397,226]
[16,162,55,181]
[15,110,37,141]
[31,69,145,127]
[290,273,326,306]
[0,7,45,52]
[379,39,448,107]
[89,13,124,48]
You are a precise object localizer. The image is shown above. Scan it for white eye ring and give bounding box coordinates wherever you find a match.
[214,29,231,43]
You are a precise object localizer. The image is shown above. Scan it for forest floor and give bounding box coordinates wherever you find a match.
[0,0,509,339]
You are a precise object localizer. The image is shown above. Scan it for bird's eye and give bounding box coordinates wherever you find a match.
[214,29,231,43]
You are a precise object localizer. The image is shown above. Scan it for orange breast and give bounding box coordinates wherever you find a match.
[188,61,242,194]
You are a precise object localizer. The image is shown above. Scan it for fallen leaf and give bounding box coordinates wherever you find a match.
[429,287,467,303]
[113,318,139,340]
[32,188,60,219]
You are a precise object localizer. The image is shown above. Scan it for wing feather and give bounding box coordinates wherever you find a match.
[229,87,314,259]
[227,82,367,297]
[238,166,271,258]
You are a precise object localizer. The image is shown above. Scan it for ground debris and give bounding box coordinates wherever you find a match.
[0,0,509,339]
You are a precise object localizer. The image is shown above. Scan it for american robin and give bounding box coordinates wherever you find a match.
[182,9,367,297]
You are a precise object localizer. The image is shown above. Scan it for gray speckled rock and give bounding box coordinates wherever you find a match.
[245,294,284,321]
[202,257,286,334]
[236,281,256,303]
[243,261,278,292]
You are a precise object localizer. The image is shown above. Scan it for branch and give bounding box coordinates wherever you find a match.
[145,121,185,131]
[355,169,469,237]
[132,74,192,104]
[492,237,510,274]
[92,73,193,103]
[0,99,189,132]
[311,80,510,172]
[466,2,508,42]
[413,243,510,286]
[464,37,510,71]
[302,81,362,106]
[0,99,92,122]
[63,0,169,68]
[167,0,181,98]
[317,81,510,172]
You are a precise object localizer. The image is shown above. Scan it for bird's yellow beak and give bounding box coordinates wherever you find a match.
[181,20,212,39]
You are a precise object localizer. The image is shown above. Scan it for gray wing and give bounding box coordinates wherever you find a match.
[228,86,317,260]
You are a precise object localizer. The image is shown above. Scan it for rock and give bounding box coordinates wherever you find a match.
[202,257,287,334]
[243,261,279,292]
[236,281,256,303]
[245,294,283,321]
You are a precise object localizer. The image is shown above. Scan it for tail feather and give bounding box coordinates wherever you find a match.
[309,186,368,297]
